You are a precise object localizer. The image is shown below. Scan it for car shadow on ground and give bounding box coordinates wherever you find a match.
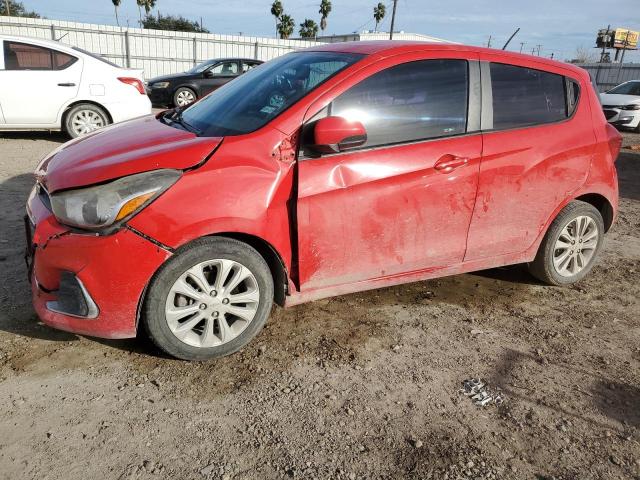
[0,131,68,142]
[617,150,640,201]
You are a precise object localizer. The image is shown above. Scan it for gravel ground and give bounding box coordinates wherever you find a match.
[0,129,638,480]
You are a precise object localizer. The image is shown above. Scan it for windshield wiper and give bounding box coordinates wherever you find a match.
[160,108,202,135]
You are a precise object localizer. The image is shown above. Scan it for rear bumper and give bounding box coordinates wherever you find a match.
[103,95,153,124]
[27,186,170,339]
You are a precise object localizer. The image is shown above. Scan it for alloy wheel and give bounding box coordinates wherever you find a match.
[552,215,599,277]
[175,90,195,106]
[164,259,260,348]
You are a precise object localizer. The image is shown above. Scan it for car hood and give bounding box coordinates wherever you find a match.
[36,115,222,193]
[600,93,640,106]
[147,72,190,84]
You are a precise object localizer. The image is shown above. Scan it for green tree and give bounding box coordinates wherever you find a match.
[277,13,294,39]
[142,0,156,15]
[318,0,331,33]
[0,0,41,17]
[299,18,318,39]
[112,0,121,27]
[373,2,386,32]
[270,0,283,38]
[142,13,209,33]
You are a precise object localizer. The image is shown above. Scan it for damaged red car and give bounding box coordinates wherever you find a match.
[26,42,621,360]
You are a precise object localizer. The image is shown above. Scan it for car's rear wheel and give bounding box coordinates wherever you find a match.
[173,87,197,107]
[528,201,605,286]
[142,237,274,361]
[64,104,109,138]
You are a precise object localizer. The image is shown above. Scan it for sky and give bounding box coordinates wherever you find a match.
[20,0,640,62]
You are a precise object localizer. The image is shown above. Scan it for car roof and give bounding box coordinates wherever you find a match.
[306,40,586,76]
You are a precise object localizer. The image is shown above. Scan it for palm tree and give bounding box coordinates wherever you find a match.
[299,18,318,39]
[277,14,295,39]
[318,0,331,34]
[270,0,283,38]
[373,2,386,32]
[136,0,144,24]
[112,0,121,26]
[143,0,156,15]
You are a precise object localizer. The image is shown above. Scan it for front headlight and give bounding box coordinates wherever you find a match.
[50,169,181,230]
[151,82,170,89]
[622,104,640,110]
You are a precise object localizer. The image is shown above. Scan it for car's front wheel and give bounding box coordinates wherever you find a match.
[64,103,110,138]
[142,237,274,361]
[173,87,197,107]
[528,200,605,285]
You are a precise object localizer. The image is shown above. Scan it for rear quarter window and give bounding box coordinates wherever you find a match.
[490,63,572,130]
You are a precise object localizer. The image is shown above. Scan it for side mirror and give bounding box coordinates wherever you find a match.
[204,70,215,78]
[312,116,367,154]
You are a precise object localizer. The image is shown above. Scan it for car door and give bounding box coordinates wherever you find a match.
[464,57,595,260]
[0,40,81,125]
[199,60,240,96]
[296,52,483,291]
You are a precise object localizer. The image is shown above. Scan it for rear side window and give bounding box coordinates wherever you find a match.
[4,41,52,70]
[490,63,568,129]
[330,59,469,149]
[3,41,77,70]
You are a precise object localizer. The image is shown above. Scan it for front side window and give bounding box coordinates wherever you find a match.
[490,63,567,129]
[209,61,239,76]
[180,51,363,137]
[329,59,469,149]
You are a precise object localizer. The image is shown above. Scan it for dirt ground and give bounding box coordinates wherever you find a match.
[0,129,638,480]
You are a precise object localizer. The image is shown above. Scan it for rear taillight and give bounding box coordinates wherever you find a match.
[118,77,146,95]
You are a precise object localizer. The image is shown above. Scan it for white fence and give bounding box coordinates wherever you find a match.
[0,16,321,79]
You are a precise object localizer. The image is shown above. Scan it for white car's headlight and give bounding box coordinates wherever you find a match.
[151,82,170,89]
[50,169,181,230]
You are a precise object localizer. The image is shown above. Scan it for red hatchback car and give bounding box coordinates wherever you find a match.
[26,42,621,360]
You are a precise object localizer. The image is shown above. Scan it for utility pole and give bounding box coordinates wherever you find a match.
[519,42,525,53]
[536,44,542,56]
[487,35,492,48]
[389,0,398,40]
[5,0,10,16]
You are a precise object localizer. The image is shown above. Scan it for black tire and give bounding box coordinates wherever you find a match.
[142,237,274,361]
[64,103,110,139]
[528,200,605,286]
[173,87,197,107]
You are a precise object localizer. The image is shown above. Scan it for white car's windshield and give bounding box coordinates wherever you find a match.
[180,51,363,137]
[607,81,640,96]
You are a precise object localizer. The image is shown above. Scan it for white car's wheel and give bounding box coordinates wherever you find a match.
[64,104,109,138]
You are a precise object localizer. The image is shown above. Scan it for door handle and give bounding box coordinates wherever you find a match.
[434,154,469,173]
[57,82,76,87]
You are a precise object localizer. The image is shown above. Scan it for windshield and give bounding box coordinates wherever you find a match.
[188,60,216,74]
[180,51,363,137]
[607,81,640,96]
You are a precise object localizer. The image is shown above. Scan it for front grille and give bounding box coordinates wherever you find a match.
[603,110,617,120]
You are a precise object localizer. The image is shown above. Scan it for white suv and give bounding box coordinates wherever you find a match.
[0,35,151,138]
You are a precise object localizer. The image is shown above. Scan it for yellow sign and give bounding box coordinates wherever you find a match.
[614,28,639,49]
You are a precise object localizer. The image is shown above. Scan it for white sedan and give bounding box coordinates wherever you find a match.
[600,80,640,132]
[0,35,151,138]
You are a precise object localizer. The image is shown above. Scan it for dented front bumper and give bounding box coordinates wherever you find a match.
[26,185,171,339]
